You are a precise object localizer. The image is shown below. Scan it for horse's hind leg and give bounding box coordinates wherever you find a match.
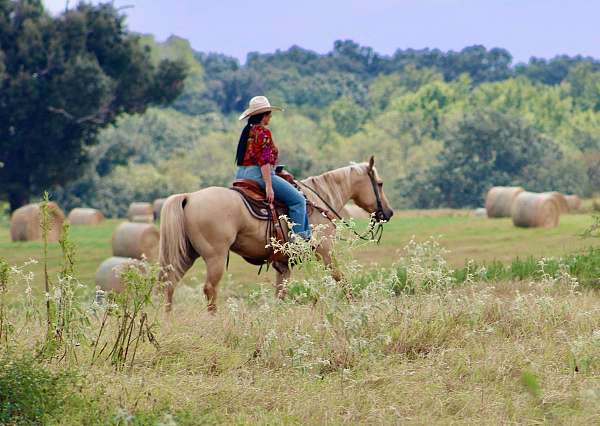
[202,254,226,312]
[165,282,175,312]
[163,263,194,312]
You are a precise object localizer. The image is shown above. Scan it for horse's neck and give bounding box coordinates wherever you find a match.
[301,168,354,213]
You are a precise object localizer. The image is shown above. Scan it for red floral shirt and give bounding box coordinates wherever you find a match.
[240,124,279,167]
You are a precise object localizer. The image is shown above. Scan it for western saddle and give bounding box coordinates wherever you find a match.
[230,169,300,265]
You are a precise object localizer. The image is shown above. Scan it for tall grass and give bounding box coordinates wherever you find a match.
[450,247,600,287]
[0,258,9,347]
[0,195,165,423]
[40,193,53,343]
[38,195,92,363]
[1,213,600,422]
[92,260,163,371]
[0,356,80,424]
[290,236,600,301]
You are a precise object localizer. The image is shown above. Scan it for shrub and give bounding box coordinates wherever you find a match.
[0,356,76,424]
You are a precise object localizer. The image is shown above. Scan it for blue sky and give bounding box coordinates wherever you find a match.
[43,0,600,64]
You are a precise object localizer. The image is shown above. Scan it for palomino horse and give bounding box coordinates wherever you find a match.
[159,156,394,311]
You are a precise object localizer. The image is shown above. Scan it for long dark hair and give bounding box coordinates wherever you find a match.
[235,112,269,165]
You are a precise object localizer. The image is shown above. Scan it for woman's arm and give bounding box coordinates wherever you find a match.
[261,164,274,203]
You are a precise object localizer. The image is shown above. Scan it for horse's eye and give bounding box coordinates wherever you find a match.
[377,182,383,188]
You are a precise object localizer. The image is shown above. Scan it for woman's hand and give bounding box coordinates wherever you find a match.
[260,164,275,204]
[266,185,275,204]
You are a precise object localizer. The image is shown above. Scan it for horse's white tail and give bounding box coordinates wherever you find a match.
[159,194,196,285]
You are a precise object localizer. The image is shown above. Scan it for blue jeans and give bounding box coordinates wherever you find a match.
[236,166,311,239]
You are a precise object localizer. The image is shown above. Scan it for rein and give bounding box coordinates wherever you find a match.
[296,170,386,243]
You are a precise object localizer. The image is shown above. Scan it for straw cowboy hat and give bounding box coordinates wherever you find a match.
[238,96,283,121]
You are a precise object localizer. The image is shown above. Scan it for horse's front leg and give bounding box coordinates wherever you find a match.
[316,244,343,282]
[316,244,355,301]
[273,261,290,299]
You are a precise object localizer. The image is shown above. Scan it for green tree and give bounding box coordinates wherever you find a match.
[0,1,187,211]
[442,45,512,83]
[403,110,562,208]
[564,62,600,111]
[141,35,214,115]
[329,96,365,137]
[392,79,466,138]
[515,55,600,86]
[468,78,572,136]
[368,66,444,112]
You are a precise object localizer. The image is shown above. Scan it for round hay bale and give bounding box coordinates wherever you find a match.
[95,256,138,294]
[112,222,159,260]
[127,202,152,221]
[565,195,582,211]
[544,192,569,214]
[130,214,154,223]
[485,186,524,218]
[342,204,371,219]
[10,202,65,242]
[511,192,560,228]
[153,198,166,221]
[67,208,105,225]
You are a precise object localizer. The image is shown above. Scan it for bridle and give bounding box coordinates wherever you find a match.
[367,167,386,222]
[365,167,386,242]
[297,167,388,243]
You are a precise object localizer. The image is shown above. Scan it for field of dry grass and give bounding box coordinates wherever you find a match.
[0,209,599,424]
[109,278,600,424]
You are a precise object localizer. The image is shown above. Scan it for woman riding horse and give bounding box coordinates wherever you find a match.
[235,96,311,241]
[159,99,395,312]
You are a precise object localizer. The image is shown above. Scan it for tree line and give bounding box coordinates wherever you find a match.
[191,40,600,116]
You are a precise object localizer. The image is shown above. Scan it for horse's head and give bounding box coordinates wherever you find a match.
[350,156,394,222]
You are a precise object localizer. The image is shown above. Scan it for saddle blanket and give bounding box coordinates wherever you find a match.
[230,186,289,221]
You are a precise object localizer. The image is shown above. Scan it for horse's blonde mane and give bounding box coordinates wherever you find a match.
[301,162,370,211]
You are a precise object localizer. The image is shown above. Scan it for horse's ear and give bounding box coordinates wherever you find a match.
[368,155,375,171]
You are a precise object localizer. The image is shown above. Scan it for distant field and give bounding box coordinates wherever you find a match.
[0,210,597,301]
[370,210,597,266]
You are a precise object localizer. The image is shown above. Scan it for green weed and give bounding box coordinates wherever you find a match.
[0,258,9,347]
[520,370,542,398]
[92,259,163,371]
[39,196,91,364]
[450,247,600,287]
[0,356,78,424]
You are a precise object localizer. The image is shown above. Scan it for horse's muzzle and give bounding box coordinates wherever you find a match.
[376,208,394,222]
